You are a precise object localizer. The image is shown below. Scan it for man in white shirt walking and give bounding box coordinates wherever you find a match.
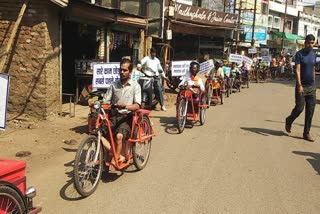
[141,48,168,111]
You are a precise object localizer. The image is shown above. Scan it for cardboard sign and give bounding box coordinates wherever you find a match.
[248,48,257,54]
[199,59,214,74]
[171,60,192,77]
[261,56,272,62]
[261,48,269,56]
[0,73,10,130]
[229,54,243,64]
[243,56,253,66]
[92,63,120,89]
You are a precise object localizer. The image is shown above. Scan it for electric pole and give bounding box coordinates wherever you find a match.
[251,0,257,47]
[281,0,288,53]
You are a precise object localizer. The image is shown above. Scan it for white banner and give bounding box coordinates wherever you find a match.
[261,48,269,56]
[248,48,257,54]
[229,54,243,64]
[243,56,253,66]
[93,63,120,89]
[199,59,214,74]
[171,60,192,77]
[261,56,272,62]
[0,73,10,130]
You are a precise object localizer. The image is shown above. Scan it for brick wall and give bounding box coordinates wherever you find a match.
[0,0,60,119]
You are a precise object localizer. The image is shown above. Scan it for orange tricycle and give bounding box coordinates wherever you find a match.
[176,83,208,133]
[73,102,155,197]
[206,77,226,106]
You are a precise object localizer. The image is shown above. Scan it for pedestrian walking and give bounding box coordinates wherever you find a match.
[285,34,317,142]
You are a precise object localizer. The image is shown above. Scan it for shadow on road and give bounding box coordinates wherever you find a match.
[317,99,320,105]
[152,116,180,134]
[70,125,88,134]
[265,119,320,129]
[152,115,195,134]
[59,147,85,201]
[292,151,320,175]
[241,127,287,136]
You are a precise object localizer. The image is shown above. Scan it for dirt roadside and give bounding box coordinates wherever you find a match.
[0,88,178,170]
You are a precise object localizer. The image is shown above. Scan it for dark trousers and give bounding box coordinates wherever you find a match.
[286,85,316,135]
[153,77,164,106]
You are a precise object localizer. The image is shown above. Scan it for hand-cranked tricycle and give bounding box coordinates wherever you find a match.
[175,83,208,134]
[73,102,155,197]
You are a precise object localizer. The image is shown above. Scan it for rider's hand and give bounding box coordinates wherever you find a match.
[298,85,304,95]
[117,102,126,109]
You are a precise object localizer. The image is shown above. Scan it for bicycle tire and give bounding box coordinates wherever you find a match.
[74,135,103,197]
[207,87,213,106]
[177,98,187,133]
[0,185,26,214]
[199,95,207,125]
[132,115,152,170]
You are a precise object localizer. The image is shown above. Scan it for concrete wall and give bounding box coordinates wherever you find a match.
[0,0,61,118]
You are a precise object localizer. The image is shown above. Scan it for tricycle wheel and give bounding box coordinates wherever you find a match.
[132,115,152,170]
[0,186,26,214]
[220,90,224,104]
[177,98,187,133]
[207,86,212,106]
[199,95,207,125]
[74,135,103,197]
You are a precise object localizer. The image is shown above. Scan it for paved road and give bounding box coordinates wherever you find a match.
[24,81,320,213]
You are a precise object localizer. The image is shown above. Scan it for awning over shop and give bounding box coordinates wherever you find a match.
[270,30,304,40]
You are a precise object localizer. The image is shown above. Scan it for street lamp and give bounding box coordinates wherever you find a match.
[281,0,288,52]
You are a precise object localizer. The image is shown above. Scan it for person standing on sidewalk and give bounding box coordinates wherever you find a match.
[141,47,169,111]
[285,34,317,142]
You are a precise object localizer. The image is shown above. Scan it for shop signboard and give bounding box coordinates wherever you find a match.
[0,73,10,130]
[171,60,192,77]
[199,59,214,74]
[176,0,192,5]
[229,54,243,64]
[92,63,120,89]
[174,3,238,28]
[243,25,267,42]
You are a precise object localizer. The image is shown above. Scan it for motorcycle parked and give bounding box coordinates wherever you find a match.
[138,70,158,109]
[166,67,183,91]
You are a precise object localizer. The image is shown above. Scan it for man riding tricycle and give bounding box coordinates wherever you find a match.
[175,61,208,133]
[73,58,156,197]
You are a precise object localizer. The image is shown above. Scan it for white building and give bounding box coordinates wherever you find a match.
[298,11,320,40]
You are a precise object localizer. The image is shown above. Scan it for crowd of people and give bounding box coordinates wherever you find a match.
[98,34,318,166]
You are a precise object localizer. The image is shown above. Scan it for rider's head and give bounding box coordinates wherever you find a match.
[190,61,200,76]
[150,47,157,59]
[120,58,133,81]
[215,60,222,68]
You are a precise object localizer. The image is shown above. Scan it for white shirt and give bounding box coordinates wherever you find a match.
[179,74,205,91]
[141,56,166,78]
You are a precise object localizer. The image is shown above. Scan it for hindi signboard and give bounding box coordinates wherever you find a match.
[171,60,192,77]
[199,59,214,74]
[229,54,243,64]
[92,63,120,89]
[248,48,257,54]
[243,56,253,66]
[0,73,10,130]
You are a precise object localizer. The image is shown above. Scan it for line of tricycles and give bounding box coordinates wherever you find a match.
[175,70,250,134]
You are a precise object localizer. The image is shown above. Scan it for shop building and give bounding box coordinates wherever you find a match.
[0,0,147,118]
[165,1,238,61]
